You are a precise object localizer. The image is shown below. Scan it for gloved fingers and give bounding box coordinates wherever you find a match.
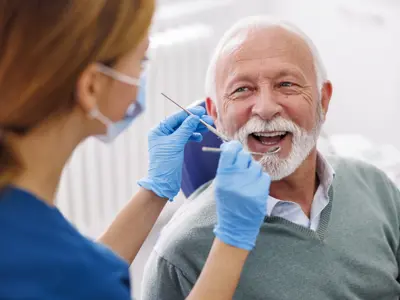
[250,161,271,188]
[163,106,206,131]
[249,159,262,172]
[234,150,252,169]
[195,115,214,133]
[157,119,175,136]
[261,170,272,186]
[218,141,243,167]
[249,160,266,178]
[155,106,206,136]
[172,115,201,141]
[188,132,203,142]
[187,106,206,116]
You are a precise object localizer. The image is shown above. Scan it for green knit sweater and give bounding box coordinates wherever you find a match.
[141,157,400,300]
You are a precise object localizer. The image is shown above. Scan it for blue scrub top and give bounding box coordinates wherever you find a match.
[0,186,131,299]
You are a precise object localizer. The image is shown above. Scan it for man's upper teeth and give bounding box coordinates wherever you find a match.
[253,131,286,137]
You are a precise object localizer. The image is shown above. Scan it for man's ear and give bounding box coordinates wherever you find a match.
[205,97,218,120]
[320,81,333,120]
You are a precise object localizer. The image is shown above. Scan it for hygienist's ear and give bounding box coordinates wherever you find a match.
[320,81,333,121]
[75,63,108,115]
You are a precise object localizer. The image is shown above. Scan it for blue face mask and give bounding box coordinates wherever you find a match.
[89,65,146,143]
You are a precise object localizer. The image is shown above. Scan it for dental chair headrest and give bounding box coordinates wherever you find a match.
[181,101,222,198]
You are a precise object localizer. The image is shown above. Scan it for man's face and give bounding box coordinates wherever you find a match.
[208,27,330,180]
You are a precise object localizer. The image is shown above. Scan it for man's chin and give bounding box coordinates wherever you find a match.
[259,155,298,181]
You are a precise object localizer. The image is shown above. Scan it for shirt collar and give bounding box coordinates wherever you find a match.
[266,151,335,216]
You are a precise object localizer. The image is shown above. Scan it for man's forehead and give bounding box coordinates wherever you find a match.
[217,27,315,79]
[224,62,307,83]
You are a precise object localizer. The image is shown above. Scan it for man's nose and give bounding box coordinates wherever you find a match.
[251,88,282,120]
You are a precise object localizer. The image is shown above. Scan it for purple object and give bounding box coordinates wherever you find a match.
[181,102,222,198]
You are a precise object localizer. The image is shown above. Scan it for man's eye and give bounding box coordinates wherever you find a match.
[233,87,249,93]
[279,82,295,88]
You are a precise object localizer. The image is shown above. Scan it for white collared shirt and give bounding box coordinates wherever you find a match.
[266,152,335,231]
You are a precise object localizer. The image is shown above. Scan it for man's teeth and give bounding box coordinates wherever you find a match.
[253,131,287,137]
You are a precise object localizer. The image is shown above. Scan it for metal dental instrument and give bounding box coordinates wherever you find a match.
[161,93,229,142]
[202,146,281,156]
[161,92,281,155]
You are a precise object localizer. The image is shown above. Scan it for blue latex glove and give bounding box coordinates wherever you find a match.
[138,106,213,201]
[213,141,271,251]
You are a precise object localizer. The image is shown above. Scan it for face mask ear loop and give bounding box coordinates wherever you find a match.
[88,106,113,127]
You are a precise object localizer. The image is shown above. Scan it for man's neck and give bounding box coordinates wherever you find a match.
[268,149,319,217]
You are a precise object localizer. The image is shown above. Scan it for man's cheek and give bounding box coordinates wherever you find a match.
[218,113,245,137]
[229,110,249,131]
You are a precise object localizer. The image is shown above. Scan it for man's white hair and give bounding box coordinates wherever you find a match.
[205,16,328,101]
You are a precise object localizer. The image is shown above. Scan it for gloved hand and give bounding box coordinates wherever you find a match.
[213,141,271,251]
[138,106,213,201]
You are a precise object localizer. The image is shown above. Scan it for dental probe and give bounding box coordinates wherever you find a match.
[161,93,230,142]
[202,146,281,156]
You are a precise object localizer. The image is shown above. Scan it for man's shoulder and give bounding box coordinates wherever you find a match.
[327,155,392,181]
[328,155,400,205]
[154,181,217,269]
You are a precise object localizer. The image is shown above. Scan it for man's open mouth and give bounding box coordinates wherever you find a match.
[248,131,290,153]
[251,131,288,144]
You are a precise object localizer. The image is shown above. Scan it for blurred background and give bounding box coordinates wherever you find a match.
[55,0,400,298]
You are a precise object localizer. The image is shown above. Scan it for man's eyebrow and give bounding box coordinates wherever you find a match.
[227,73,255,83]
[223,67,308,90]
[274,69,307,81]
[224,73,255,90]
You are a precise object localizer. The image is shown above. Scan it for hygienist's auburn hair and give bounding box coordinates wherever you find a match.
[0,0,155,189]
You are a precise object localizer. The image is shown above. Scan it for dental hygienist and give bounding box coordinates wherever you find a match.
[0,1,271,299]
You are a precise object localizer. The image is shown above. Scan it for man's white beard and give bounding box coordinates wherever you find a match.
[219,102,324,181]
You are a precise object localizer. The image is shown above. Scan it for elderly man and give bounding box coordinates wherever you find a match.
[141,16,400,300]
